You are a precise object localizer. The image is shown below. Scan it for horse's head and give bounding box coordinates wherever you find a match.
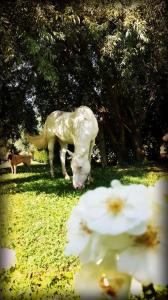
[67,150,91,189]
[7,154,13,161]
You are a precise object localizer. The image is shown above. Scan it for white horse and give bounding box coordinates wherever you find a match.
[26,106,99,188]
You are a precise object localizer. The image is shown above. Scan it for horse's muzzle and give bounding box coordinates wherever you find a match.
[73,183,84,189]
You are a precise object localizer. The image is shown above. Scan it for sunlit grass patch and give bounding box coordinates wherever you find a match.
[0,162,167,299]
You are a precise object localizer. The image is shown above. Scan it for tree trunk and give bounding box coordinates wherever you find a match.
[130,127,145,161]
[97,122,108,167]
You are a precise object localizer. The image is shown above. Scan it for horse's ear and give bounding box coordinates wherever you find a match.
[66,150,74,159]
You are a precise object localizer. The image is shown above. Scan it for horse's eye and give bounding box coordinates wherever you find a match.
[78,166,82,171]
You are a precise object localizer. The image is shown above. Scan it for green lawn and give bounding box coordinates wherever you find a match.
[0,162,167,299]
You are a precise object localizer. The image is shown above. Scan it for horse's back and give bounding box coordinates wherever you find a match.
[75,106,95,118]
[45,106,98,142]
[46,111,65,126]
[74,106,99,138]
[45,110,74,142]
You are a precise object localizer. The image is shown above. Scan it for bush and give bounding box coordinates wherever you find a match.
[33,148,48,163]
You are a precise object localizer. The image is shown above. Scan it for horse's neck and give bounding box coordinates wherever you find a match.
[74,144,89,157]
[74,128,91,157]
[72,110,96,157]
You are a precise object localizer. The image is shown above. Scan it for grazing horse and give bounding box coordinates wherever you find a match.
[26,106,99,188]
[7,154,32,174]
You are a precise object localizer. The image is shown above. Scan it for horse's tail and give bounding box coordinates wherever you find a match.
[26,124,48,149]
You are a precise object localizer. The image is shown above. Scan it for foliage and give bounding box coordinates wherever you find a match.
[33,148,48,163]
[0,0,168,162]
[14,131,33,154]
[0,162,167,299]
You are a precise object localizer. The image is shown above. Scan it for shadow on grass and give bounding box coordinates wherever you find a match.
[0,163,49,175]
[92,164,147,184]
[0,162,166,197]
[0,164,80,196]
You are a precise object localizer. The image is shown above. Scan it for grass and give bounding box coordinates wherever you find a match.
[0,161,167,299]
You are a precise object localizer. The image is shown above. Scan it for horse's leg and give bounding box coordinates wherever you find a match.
[59,142,70,180]
[10,164,14,174]
[87,140,95,184]
[13,165,16,174]
[48,138,55,178]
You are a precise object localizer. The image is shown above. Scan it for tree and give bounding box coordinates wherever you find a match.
[1,0,168,163]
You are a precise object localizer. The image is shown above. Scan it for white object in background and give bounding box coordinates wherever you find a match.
[0,248,16,269]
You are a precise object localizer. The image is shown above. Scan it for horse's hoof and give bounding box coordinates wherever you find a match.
[65,174,70,180]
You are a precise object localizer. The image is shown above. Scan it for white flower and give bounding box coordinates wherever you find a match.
[148,178,168,242]
[111,179,122,188]
[154,177,168,200]
[127,221,148,235]
[65,178,168,294]
[118,180,168,286]
[148,177,168,208]
[0,248,16,270]
[75,263,103,300]
[75,260,132,300]
[79,184,151,235]
[65,203,133,263]
[65,206,93,256]
[80,233,133,264]
[130,278,143,297]
[117,225,168,286]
